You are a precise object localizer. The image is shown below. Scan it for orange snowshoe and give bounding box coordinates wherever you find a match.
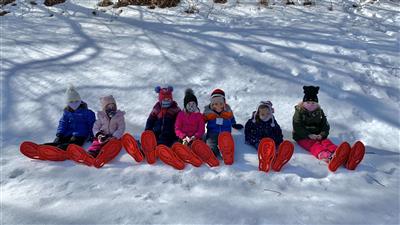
[191,140,219,167]
[94,139,122,168]
[67,144,94,166]
[328,142,351,172]
[272,140,294,172]
[258,138,276,172]
[38,145,68,161]
[140,130,158,164]
[218,132,235,165]
[20,141,43,160]
[121,133,144,163]
[345,141,365,170]
[157,145,185,170]
[171,143,202,167]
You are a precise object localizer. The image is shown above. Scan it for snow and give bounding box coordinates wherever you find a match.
[1,0,399,224]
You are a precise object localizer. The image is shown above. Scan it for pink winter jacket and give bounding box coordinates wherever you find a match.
[92,110,126,139]
[175,111,205,140]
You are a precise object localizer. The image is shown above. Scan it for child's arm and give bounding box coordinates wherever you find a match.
[145,104,159,131]
[194,115,205,139]
[92,118,102,138]
[319,111,330,139]
[113,115,126,139]
[231,116,244,130]
[273,120,284,146]
[292,109,311,139]
[56,111,68,137]
[86,110,96,138]
[244,120,257,146]
[174,113,186,139]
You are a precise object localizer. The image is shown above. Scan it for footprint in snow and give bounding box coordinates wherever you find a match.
[9,168,24,179]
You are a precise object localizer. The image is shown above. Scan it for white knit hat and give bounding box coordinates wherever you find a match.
[65,85,81,103]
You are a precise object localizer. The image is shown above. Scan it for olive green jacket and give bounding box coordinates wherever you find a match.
[292,104,330,141]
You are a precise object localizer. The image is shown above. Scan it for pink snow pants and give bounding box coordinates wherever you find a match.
[88,139,105,152]
[297,138,337,159]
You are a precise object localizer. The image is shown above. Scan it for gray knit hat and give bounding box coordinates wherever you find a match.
[65,85,81,103]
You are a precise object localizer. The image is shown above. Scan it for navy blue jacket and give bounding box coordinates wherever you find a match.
[56,102,96,138]
[245,115,283,148]
[145,101,181,147]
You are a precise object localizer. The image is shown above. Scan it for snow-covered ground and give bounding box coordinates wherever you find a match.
[1,0,399,224]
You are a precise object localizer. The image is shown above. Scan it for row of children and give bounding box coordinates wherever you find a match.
[20,85,365,172]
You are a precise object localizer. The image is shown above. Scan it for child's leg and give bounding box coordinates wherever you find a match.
[58,136,86,150]
[321,139,337,153]
[297,139,326,159]
[206,133,220,157]
[42,136,71,147]
[88,139,103,158]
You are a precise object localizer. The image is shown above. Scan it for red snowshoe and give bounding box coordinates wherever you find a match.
[328,142,351,172]
[345,141,365,170]
[38,145,68,161]
[258,138,276,172]
[218,132,235,165]
[121,133,144,163]
[94,138,122,168]
[140,130,158,164]
[20,141,43,160]
[157,145,185,170]
[67,144,94,166]
[171,143,202,167]
[272,140,294,172]
[191,140,219,167]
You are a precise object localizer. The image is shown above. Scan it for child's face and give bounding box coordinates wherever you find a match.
[305,101,317,106]
[105,103,116,112]
[258,107,270,119]
[212,102,224,113]
[303,101,318,112]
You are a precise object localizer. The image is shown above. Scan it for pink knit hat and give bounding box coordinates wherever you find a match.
[100,95,117,111]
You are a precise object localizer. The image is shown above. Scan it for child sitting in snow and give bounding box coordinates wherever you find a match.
[20,85,96,161]
[292,86,365,172]
[45,85,96,151]
[203,89,243,157]
[89,95,126,157]
[175,89,205,145]
[245,101,283,148]
[145,86,181,147]
[245,101,294,172]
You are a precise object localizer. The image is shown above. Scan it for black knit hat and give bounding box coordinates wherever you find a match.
[184,88,198,107]
[303,86,319,102]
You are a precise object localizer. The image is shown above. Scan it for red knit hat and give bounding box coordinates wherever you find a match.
[210,89,225,104]
[155,86,173,102]
[211,89,225,99]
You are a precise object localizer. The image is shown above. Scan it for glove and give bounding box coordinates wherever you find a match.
[308,134,319,140]
[232,123,244,130]
[53,134,63,144]
[70,136,78,143]
[95,131,105,138]
[99,134,112,143]
[182,136,192,145]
